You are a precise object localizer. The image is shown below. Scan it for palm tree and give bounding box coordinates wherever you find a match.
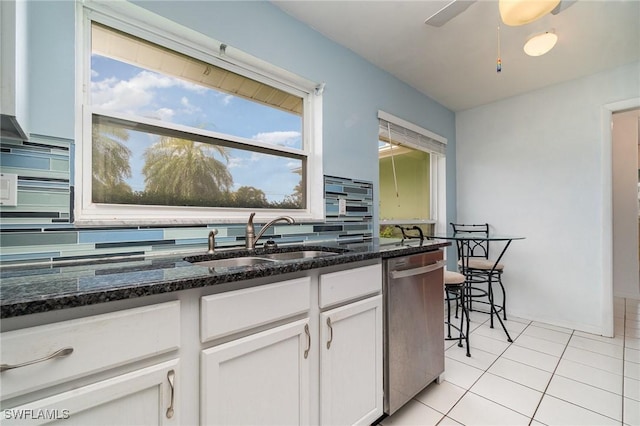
[142,136,233,206]
[92,122,133,203]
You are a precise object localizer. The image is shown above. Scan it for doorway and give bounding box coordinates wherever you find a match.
[612,107,640,299]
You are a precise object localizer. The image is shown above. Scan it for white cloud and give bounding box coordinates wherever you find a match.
[91,70,204,119]
[180,96,201,114]
[227,152,262,169]
[153,108,175,122]
[223,95,233,105]
[252,131,301,147]
[227,157,246,169]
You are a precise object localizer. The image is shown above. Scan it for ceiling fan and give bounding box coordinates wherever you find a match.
[424,0,577,27]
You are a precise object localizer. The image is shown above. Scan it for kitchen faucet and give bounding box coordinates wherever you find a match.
[245,212,295,249]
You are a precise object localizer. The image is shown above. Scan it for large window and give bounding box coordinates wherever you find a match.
[378,111,447,239]
[76,3,323,224]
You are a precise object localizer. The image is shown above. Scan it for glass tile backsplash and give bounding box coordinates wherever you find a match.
[0,135,373,265]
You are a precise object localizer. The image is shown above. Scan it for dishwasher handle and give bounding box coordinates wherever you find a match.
[390,260,445,279]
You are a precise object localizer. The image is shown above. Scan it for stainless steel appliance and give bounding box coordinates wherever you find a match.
[383,249,445,415]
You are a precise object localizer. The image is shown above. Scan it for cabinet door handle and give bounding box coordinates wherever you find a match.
[166,369,175,419]
[304,324,311,359]
[0,347,74,372]
[326,317,333,350]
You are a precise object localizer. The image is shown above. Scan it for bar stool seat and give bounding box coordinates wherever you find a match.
[458,259,504,271]
[444,270,470,357]
[445,270,466,285]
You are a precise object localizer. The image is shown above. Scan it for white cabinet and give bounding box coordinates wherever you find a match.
[200,263,383,426]
[200,277,312,425]
[0,261,383,426]
[201,319,311,425]
[319,296,383,426]
[1,301,180,400]
[0,302,181,424]
[2,360,179,426]
[318,265,383,425]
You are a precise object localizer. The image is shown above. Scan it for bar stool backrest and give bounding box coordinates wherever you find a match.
[449,223,491,261]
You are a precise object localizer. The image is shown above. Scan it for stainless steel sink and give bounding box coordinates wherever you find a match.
[188,248,341,270]
[192,257,277,268]
[261,250,339,261]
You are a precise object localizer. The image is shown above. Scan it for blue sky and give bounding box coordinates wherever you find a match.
[91,55,303,202]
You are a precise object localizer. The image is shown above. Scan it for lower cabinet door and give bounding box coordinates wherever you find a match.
[1,359,179,425]
[201,318,311,426]
[320,295,383,426]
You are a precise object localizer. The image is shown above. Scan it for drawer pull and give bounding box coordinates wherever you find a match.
[326,317,333,350]
[0,347,74,372]
[303,324,311,359]
[166,369,175,419]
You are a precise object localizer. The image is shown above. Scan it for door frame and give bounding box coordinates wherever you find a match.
[601,97,640,337]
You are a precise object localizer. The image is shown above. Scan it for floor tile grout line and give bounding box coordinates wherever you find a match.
[430,306,494,426]
[437,320,532,425]
[400,297,638,426]
[530,297,630,424]
[528,327,574,424]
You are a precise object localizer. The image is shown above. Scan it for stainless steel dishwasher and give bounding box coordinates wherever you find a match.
[383,248,445,415]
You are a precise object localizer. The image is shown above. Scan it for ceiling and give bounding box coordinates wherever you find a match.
[271,0,640,112]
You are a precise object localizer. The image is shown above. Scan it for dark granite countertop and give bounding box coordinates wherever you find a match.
[0,240,449,319]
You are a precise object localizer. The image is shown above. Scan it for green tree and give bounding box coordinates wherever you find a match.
[284,168,304,208]
[92,122,133,203]
[234,186,269,208]
[142,136,233,205]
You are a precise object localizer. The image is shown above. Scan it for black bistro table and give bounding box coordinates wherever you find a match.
[428,233,525,342]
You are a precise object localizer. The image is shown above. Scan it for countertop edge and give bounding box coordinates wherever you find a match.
[1,242,450,319]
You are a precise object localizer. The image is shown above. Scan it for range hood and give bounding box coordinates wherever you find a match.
[1,114,28,140]
[1,0,28,141]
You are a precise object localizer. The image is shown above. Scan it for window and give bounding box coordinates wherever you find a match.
[377,111,447,238]
[76,3,323,224]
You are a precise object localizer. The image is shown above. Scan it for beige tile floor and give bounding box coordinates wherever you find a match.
[380,297,640,426]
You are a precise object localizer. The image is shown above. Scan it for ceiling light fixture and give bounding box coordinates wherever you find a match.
[499,0,561,26]
[523,30,558,56]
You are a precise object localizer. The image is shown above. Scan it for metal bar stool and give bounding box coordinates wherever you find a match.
[444,270,470,357]
[450,223,507,324]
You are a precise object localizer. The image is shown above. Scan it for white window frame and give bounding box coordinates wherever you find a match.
[75,0,324,225]
[377,110,447,235]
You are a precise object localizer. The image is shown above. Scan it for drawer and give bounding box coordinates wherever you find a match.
[0,301,180,400]
[201,277,311,343]
[319,264,382,309]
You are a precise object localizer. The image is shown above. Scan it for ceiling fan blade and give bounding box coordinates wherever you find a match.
[551,0,577,15]
[424,0,476,27]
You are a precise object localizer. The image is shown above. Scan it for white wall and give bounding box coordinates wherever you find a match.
[613,109,640,299]
[456,61,640,335]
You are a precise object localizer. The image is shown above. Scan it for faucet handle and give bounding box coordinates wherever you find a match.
[207,229,218,254]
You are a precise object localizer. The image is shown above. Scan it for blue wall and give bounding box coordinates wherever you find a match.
[0,0,456,263]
